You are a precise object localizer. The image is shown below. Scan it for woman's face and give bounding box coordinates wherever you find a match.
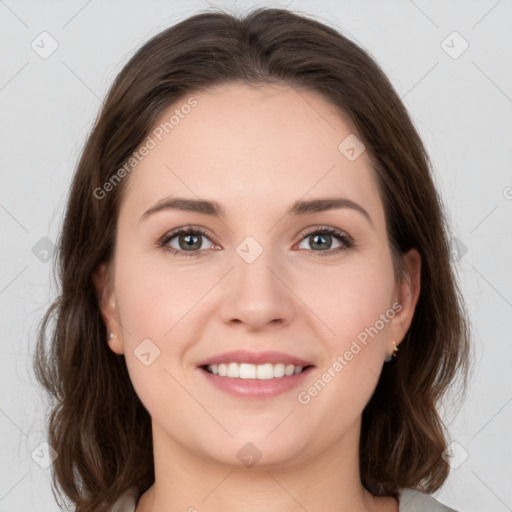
[97,82,419,469]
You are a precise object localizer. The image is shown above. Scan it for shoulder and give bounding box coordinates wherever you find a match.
[108,488,137,512]
[399,488,459,512]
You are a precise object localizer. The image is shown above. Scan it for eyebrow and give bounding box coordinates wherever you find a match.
[140,196,373,227]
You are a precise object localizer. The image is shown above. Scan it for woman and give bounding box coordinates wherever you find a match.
[34,7,470,512]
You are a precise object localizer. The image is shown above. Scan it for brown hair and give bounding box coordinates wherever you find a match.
[34,7,470,511]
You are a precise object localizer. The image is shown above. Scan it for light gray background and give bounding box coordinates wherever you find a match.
[1,1,511,510]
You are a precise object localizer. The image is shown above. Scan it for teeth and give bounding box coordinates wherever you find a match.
[206,362,304,379]
[285,364,295,376]
[240,363,257,379]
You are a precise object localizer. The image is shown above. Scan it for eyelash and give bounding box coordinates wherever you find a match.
[157,225,354,258]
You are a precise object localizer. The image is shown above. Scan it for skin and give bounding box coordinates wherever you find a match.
[94,83,421,512]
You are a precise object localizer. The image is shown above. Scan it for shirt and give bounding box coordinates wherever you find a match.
[109,487,459,511]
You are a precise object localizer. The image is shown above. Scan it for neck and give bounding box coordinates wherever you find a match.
[136,419,397,512]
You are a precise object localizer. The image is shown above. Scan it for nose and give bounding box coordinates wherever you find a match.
[217,242,297,332]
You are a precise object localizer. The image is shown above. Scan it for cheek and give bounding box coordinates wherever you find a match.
[111,246,226,405]
[299,252,395,345]
[296,254,395,415]
[114,247,214,341]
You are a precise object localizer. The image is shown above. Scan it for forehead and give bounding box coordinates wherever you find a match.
[120,83,384,225]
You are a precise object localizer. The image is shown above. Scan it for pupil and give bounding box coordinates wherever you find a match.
[311,233,331,250]
[180,233,201,250]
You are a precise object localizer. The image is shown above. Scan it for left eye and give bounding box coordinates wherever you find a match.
[296,227,352,255]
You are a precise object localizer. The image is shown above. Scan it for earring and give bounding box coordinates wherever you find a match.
[108,332,117,340]
[385,340,398,362]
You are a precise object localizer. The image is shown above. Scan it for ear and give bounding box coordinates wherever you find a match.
[387,248,421,356]
[92,262,124,355]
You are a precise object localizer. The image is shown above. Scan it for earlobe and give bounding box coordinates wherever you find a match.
[107,332,124,355]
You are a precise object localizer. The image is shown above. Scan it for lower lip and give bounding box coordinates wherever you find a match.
[198,367,314,398]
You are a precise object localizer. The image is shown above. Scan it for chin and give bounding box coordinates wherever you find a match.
[195,432,311,471]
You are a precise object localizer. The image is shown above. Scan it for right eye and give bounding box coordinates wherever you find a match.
[158,226,219,257]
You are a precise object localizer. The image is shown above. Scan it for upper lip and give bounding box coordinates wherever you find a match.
[196,350,314,368]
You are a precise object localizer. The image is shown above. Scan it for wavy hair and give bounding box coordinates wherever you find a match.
[34,7,471,511]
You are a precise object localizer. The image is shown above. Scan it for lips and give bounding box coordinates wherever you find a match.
[196,350,315,398]
[196,349,314,368]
